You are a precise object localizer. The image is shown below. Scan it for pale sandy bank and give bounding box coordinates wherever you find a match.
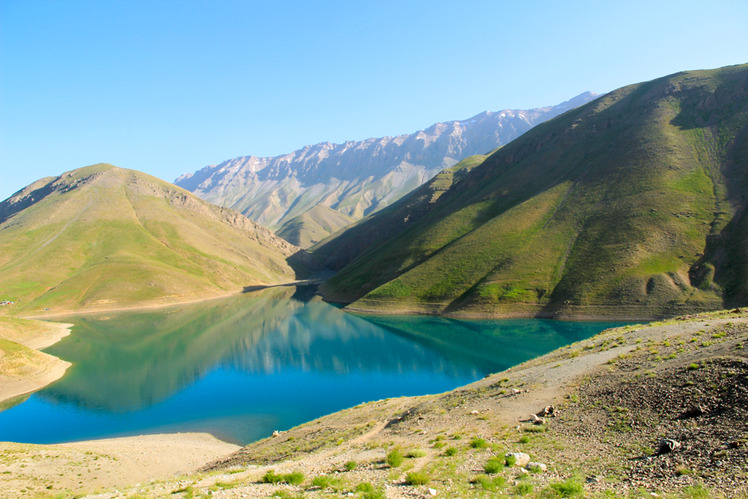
[0,433,240,497]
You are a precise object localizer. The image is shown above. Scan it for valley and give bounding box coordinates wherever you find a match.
[1,63,747,498]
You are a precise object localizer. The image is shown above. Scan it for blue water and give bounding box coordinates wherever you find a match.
[0,286,626,444]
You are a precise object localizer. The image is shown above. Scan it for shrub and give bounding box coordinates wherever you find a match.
[406,448,426,458]
[355,482,374,492]
[283,471,304,485]
[549,479,584,497]
[311,475,337,488]
[386,449,403,467]
[472,474,506,491]
[262,470,283,484]
[344,460,357,471]
[470,437,488,448]
[519,435,530,444]
[405,471,430,485]
[504,454,517,467]
[484,457,503,474]
[444,447,458,456]
[515,482,534,495]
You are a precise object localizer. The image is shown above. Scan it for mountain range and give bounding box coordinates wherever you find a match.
[175,92,597,246]
[315,63,748,319]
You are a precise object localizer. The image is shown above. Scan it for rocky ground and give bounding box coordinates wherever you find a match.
[1,310,747,498]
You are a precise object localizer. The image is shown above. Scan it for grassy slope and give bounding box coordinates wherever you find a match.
[276,204,355,248]
[318,64,748,318]
[0,164,300,314]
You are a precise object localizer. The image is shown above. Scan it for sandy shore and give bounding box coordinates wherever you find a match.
[0,433,240,498]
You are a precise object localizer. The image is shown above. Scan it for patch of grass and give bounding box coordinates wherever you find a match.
[404,471,430,485]
[406,448,426,458]
[518,435,531,444]
[548,478,584,497]
[484,457,504,474]
[472,474,506,491]
[470,437,488,449]
[344,460,357,471]
[444,447,458,457]
[523,424,547,433]
[386,449,403,468]
[681,485,711,499]
[515,482,534,495]
[262,470,284,484]
[687,363,702,370]
[262,470,304,485]
[311,475,340,489]
[675,465,694,476]
[283,471,305,486]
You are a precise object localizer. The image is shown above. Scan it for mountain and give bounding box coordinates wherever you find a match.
[275,204,355,247]
[0,164,301,313]
[315,64,748,319]
[175,92,597,246]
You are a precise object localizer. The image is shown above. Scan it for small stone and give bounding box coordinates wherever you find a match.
[681,405,705,418]
[471,410,479,415]
[586,475,602,484]
[505,452,531,467]
[525,462,547,472]
[428,488,437,496]
[656,438,681,455]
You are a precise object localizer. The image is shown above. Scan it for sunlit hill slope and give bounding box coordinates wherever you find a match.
[316,64,748,319]
[0,164,301,314]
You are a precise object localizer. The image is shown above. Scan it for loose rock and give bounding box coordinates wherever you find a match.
[505,452,531,467]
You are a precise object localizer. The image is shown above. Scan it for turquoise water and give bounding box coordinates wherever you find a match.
[0,287,626,444]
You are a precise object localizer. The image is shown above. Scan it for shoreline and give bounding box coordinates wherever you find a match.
[20,279,322,320]
[0,319,74,404]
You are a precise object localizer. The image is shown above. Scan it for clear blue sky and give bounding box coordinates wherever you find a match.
[2,0,747,200]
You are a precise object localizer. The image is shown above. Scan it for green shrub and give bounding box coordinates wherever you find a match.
[470,437,488,448]
[484,457,503,474]
[386,449,403,467]
[311,475,336,488]
[406,448,426,458]
[519,435,530,444]
[405,471,430,485]
[262,470,283,484]
[549,478,584,497]
[283,471,304,485]
[472,474,506,491]
[355,482,374,492]
[344,460,357,471]
[444,447,458,457]
[504,454,517,467]
[515,482,534,495]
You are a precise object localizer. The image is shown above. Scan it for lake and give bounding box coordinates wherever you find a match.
[0,286,626,445]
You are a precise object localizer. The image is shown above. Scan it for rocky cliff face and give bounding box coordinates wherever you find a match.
[176,92,596,229]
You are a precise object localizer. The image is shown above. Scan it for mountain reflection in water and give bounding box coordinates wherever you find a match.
[0,287,625,444]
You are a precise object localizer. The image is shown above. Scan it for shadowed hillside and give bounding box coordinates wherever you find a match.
[316,64,748,319]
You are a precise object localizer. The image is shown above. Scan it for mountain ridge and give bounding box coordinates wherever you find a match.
[175,92,597,239]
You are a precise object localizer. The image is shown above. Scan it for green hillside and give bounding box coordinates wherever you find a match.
[0,164,301,314]
[317,64,748,319]
[276,204,355,248]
